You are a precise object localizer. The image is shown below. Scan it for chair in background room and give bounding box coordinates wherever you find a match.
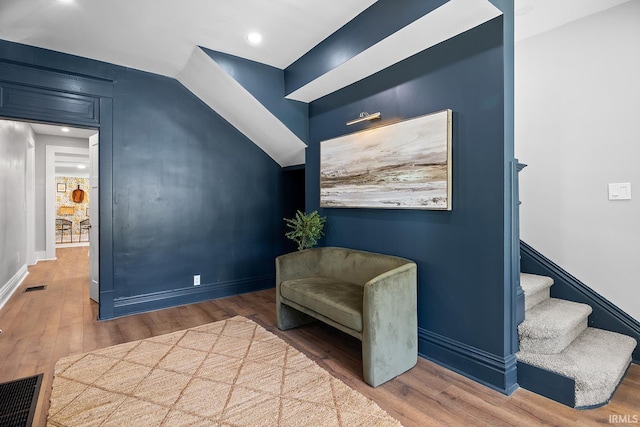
[79,218,90,242]
[56,218,73,243]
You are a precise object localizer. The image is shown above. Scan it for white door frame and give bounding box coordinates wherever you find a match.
[26,139,36,265]
[45,145,90,259]
[89,134,99,302]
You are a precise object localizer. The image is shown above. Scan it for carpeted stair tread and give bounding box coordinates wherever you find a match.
[521,273,553,311]
[517,327,637,408]
[520,273,553,295]
[519,298,591,339]
[518,298,592,354]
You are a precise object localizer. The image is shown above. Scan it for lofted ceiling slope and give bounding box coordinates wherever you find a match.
[0,0,630,78]
[0,0,633,166]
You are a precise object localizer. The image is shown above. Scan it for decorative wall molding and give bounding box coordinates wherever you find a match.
[113,275,275,318]
[0,82,99,126]
[0,265,28,311]
[0,60,113,97]
[418,328,519,395]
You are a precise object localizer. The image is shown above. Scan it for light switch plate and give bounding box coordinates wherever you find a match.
[608,183,631,200]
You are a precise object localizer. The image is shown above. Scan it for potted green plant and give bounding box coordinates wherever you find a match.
[284,210,327,251]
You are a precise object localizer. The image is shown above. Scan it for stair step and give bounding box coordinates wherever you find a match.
[521,273,553,310]
[517,328,637,408]
[519,298,592,354]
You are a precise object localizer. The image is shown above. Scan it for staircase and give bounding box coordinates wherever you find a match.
[517,273,637,408]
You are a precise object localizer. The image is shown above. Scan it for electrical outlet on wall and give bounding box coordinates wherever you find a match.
[193,275,201,286]
[16,252,20,264]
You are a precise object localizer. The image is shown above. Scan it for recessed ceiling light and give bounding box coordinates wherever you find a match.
[247,32,262,46]
[61,127,70,132]
[57,0,74,4]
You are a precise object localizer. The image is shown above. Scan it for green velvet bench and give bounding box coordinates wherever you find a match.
[276,247,418,387]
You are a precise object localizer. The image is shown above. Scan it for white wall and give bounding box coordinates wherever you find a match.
[516,1,640,320]
[34,134,89,252]
[0,120,33,296]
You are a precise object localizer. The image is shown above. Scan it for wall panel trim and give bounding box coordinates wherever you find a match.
[112,275,275,318]
[0,60,113,97]
[419,327,519,395]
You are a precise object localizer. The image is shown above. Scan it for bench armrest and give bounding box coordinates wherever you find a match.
[276,249,323,285]
[362,262,418,386]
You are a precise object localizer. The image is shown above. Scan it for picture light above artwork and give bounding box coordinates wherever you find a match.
[346,111,381,126]
[322,109,453,210]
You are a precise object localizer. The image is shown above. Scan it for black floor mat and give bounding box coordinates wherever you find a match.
[0,374,42,427]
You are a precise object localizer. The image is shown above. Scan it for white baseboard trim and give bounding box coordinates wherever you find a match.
[0,265,29,311]
[56,242,89,249]
[32,251,55,264]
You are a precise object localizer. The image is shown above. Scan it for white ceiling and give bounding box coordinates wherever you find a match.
[29,123,92,175]
[2,0,632,166]
[0,0,631,80]
[55,157,90,178]
[30,122,97,139]
[0,0,377,77]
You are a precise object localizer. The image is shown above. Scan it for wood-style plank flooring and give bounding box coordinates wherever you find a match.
[0,247,638,426]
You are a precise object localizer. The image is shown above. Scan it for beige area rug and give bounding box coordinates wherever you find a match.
[48,316,402,426]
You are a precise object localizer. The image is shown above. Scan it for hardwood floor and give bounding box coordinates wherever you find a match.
[1,247,638,426]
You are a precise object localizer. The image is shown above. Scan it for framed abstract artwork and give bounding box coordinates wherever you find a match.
[320,109,452,210]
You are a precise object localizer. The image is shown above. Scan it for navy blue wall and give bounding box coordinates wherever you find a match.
[307,18,516,392]
[0,40,284,318]
[110,71,283,303]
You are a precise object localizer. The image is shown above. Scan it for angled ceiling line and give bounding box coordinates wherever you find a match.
[176,47,306,167]
[286,0,503,103]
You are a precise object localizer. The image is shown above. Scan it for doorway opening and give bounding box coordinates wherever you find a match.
[25,121,100,306]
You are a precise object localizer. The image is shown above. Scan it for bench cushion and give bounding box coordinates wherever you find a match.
[280,277,364,332]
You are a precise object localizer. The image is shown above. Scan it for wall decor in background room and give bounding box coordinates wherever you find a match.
[320,109,452,210]
[56,177,90,239]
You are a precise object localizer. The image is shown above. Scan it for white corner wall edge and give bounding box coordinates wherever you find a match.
[0,265,28,312]
[286,0,502,103]
[33,251,52,264]
[177,47,307,168]
[515,0,632,42]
